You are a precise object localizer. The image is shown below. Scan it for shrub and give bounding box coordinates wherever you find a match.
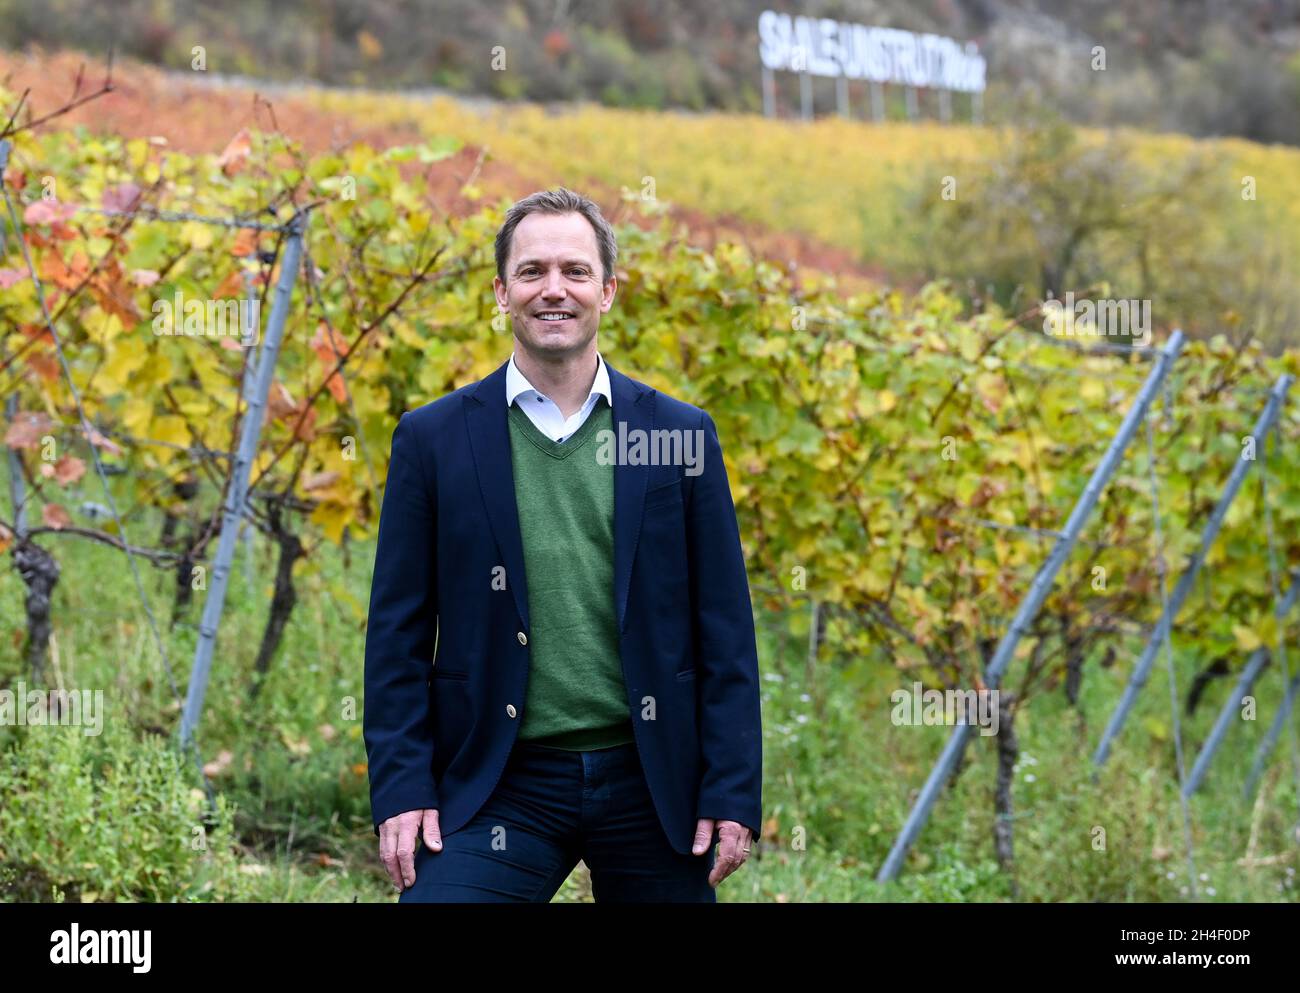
[0,718,247,902]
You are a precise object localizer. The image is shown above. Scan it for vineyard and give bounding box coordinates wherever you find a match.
[1,60,1299,903]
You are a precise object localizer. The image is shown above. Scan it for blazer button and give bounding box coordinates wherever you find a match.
[517,631,528,646]
[506,704,517,718]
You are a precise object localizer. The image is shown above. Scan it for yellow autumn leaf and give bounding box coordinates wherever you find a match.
[813,448,840,471]
[189,349,233,399]
[127,137,149,169]
[123,396,153,435]
[1143,715,1169,741]
[181,220,214,250]
[973,372,1004,408]
[357,29,383,60]
[1233,624,1262,651]
[85,305,125,344]
[151,415,191,448]
[136,349,175,388]
[1014,436,1039,473]
[310,500,352,544]
[391,319,426,349]
[102,334,148,387]
[1079,377,1106,402]
[1253,614,1279,649]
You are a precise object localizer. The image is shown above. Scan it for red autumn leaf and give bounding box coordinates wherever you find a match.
[89,271,141,324]
[203,749,235,777]
[41,503,72,530]
[53,455,87,486]
[217,129,252,177]
[312,322,351,404]
[302,469,340,492]
[543,29,572,58]
[102,183,143,213]
[4,411,54,449]
[23,199,78,225]
[0,523,12,555]
[230,229,258,258]
[292,404,319,442]
[28,351,60,382]
[39,250,87,291]
[81,425,124,455]
[213,267,247,299]
[266,381,298,421]
[265,382,318,441]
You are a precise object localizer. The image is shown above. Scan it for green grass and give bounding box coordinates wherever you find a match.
[1,517,1297,902]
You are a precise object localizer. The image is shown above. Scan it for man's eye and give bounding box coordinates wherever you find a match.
[568,268,589,277]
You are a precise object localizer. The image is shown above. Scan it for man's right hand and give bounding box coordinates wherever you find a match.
[379,808,442,891]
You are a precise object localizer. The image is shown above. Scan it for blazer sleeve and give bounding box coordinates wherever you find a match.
[688,409,763,843]
[363,411,440,836]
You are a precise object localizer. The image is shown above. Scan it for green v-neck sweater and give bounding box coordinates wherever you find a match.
[507,398,636,750]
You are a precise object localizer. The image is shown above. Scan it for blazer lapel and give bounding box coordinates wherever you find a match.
[462,355,654,636]
[465,359,532,630]
[607,359,653,634]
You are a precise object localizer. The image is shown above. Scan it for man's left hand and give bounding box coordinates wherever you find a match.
[693,817,752,888]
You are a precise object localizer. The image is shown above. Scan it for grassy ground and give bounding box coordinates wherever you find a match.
[1,516,1297,902]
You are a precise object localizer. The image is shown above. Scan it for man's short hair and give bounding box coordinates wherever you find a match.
[495,187,618,287]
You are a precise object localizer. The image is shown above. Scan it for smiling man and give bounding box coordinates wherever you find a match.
[363,187,762,902]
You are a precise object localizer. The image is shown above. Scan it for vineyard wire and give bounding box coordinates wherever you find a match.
[1,135,310,811]
[1144,371,1199,897]
[799,311,1283,402]
[179,209,308,750]
[1,139,212,795]
[1257,423,1300,821]
[876,330,1188,881]
[1091,374,1295,768]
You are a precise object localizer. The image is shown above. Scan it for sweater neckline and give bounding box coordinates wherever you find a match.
[508,397,609,459]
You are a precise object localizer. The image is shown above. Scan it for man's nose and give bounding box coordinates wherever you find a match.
[541,269,567,298]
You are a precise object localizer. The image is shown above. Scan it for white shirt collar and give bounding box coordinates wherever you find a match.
[506,350,612,410]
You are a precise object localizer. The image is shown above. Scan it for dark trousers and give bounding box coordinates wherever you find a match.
[398,740,717,903]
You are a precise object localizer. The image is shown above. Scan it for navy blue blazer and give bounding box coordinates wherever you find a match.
[363,357,763,854]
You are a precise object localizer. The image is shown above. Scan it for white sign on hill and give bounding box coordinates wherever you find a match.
[758,10,986,121]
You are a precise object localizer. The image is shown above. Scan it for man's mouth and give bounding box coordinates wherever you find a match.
[535,311,575,323]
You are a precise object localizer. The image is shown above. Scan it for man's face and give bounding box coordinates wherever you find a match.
[493,211,616,360]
